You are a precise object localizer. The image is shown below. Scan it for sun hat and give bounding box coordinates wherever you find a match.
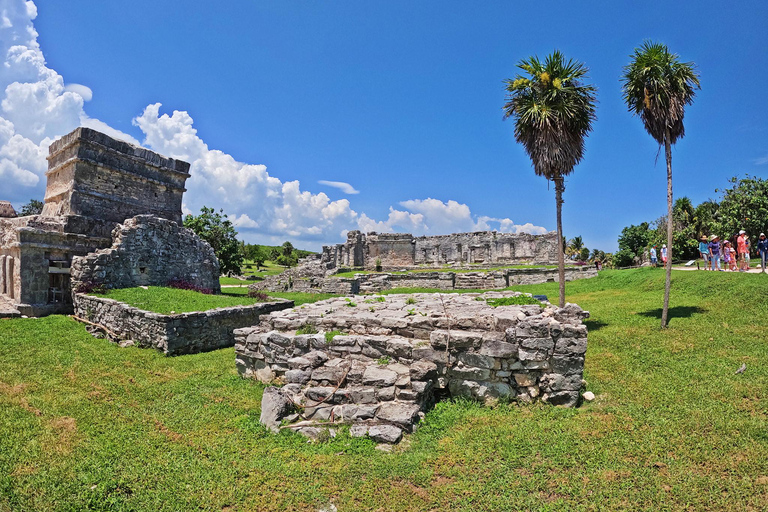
[662,244,666,248]
[739,230,746,234]
[712,235,719,240]
[761,233,766,237]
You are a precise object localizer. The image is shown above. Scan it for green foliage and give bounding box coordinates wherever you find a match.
[295,324,318,335]
[617,222,651,256]
[344,298,357,307]
[324,330,343,343]
[715,175,768,247]
[19,199,43,216]
[621,41,700,145]
[503,51,597,179]
[405,297,416,305]
[375,258,382,272]
[376,356,391,365]
[611,248,636,268]
[485,296,541,307]
[183,206,243,275]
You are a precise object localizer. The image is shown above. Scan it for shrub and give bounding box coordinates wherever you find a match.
[74,280,107,295]
[325,330,343,343]
[167,278,213,295]
[247,289,269,301]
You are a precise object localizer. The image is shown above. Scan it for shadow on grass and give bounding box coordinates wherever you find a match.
[636,305,706,322]
[584,319,608,331]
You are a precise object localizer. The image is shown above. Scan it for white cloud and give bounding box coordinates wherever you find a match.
[64,83,92,101]
[318,180,360,195]
[0,0,134,204]
[755,154,768,165]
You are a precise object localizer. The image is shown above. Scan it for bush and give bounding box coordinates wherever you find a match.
[612,249,636,268]
[74,280,107,295]
[167,279,213,295]
[247,289,269,301]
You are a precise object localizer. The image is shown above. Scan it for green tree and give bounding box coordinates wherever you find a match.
[183,206,244,276]
[20,199,43,216]
[504,51,597,307]
[617,222,651,256]
[716,175,768,252]
[621,41,700,328]
[281,241,295,258]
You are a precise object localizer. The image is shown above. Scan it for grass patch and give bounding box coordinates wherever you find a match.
[295,324,318,335]
[90,286,271,314]
[485,295,542,307]
[2,268,768,510]
[324,330,344,343]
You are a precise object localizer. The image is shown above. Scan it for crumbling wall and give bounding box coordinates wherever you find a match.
[235,292,589,442]
[71,215,221,293]
[74,294,293,355]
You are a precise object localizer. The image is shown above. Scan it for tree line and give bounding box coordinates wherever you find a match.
[615,176,768,268]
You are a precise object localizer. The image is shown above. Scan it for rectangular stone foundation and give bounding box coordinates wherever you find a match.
[74,294,295,355]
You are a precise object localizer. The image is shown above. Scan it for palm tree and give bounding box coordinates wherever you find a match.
[568,236,585,260]
[503,51,597,307]
[621,41,700,328]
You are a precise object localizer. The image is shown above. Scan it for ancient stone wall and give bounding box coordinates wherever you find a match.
[43,127,190,224]
[74,293,294,355]
[71,215,221,293]
[251,266,597,295]
[321,230,559,271]
[235,292,589,442]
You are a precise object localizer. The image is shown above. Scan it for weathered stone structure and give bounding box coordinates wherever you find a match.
[0,201,17,218]
[74,294,293,356]
[252,229,578,295]
[71,215,221,293]
[235,292,589,442]
[0,127,191,316]
[325,230,559,270]
[251,266,597,295]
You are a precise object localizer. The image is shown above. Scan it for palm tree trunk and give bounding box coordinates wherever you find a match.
[555,177,566,308]
[661,127,673,328]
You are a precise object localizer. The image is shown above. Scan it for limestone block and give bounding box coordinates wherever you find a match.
[375,402,421,430]
[362,366,398,387]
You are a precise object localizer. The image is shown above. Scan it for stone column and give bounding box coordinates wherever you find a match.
[0,255,5,295]
[5,256,13,299]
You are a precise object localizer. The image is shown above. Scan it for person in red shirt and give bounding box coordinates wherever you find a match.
[737,230,750,272]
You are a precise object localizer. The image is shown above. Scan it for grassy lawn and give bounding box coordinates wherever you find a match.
[2,268,768,510]
[220,260,288,286]
[89,287,279,315]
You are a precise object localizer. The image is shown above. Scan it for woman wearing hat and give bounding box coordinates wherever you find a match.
[661,244,667,264]
[708,235,722,271]
[698,236,709,270]
[758,233,768,273]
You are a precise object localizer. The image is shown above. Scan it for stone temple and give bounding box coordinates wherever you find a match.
[0,127,193,316]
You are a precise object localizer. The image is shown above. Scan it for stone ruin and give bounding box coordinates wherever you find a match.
[0,201,17,218]
[0,127,205,316]
[328,230,560,269]
[70,215,220,294]
[252,229,578,295]
[235,291,589,443]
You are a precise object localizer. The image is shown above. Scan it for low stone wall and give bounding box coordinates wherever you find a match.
[235,292,589,443]
[251,266,597,295]
[74,293,293,355]
[71,215,220,293]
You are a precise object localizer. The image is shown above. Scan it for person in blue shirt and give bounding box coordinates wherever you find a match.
[698,236,709,270]
[708,235,722,271]
[650,245,657,266]
[758,233,768,273]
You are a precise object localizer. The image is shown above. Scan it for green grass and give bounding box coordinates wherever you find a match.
[90,287,273,314]
[2,268,768,510]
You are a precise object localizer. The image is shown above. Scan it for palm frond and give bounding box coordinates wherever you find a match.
[503,50,597,179]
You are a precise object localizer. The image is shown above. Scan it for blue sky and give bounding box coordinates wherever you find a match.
[2,1,767,251]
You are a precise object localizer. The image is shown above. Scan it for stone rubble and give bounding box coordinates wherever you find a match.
[234,291,589,443]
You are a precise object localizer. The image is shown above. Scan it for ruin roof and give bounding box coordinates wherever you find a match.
[0,201,17,218]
